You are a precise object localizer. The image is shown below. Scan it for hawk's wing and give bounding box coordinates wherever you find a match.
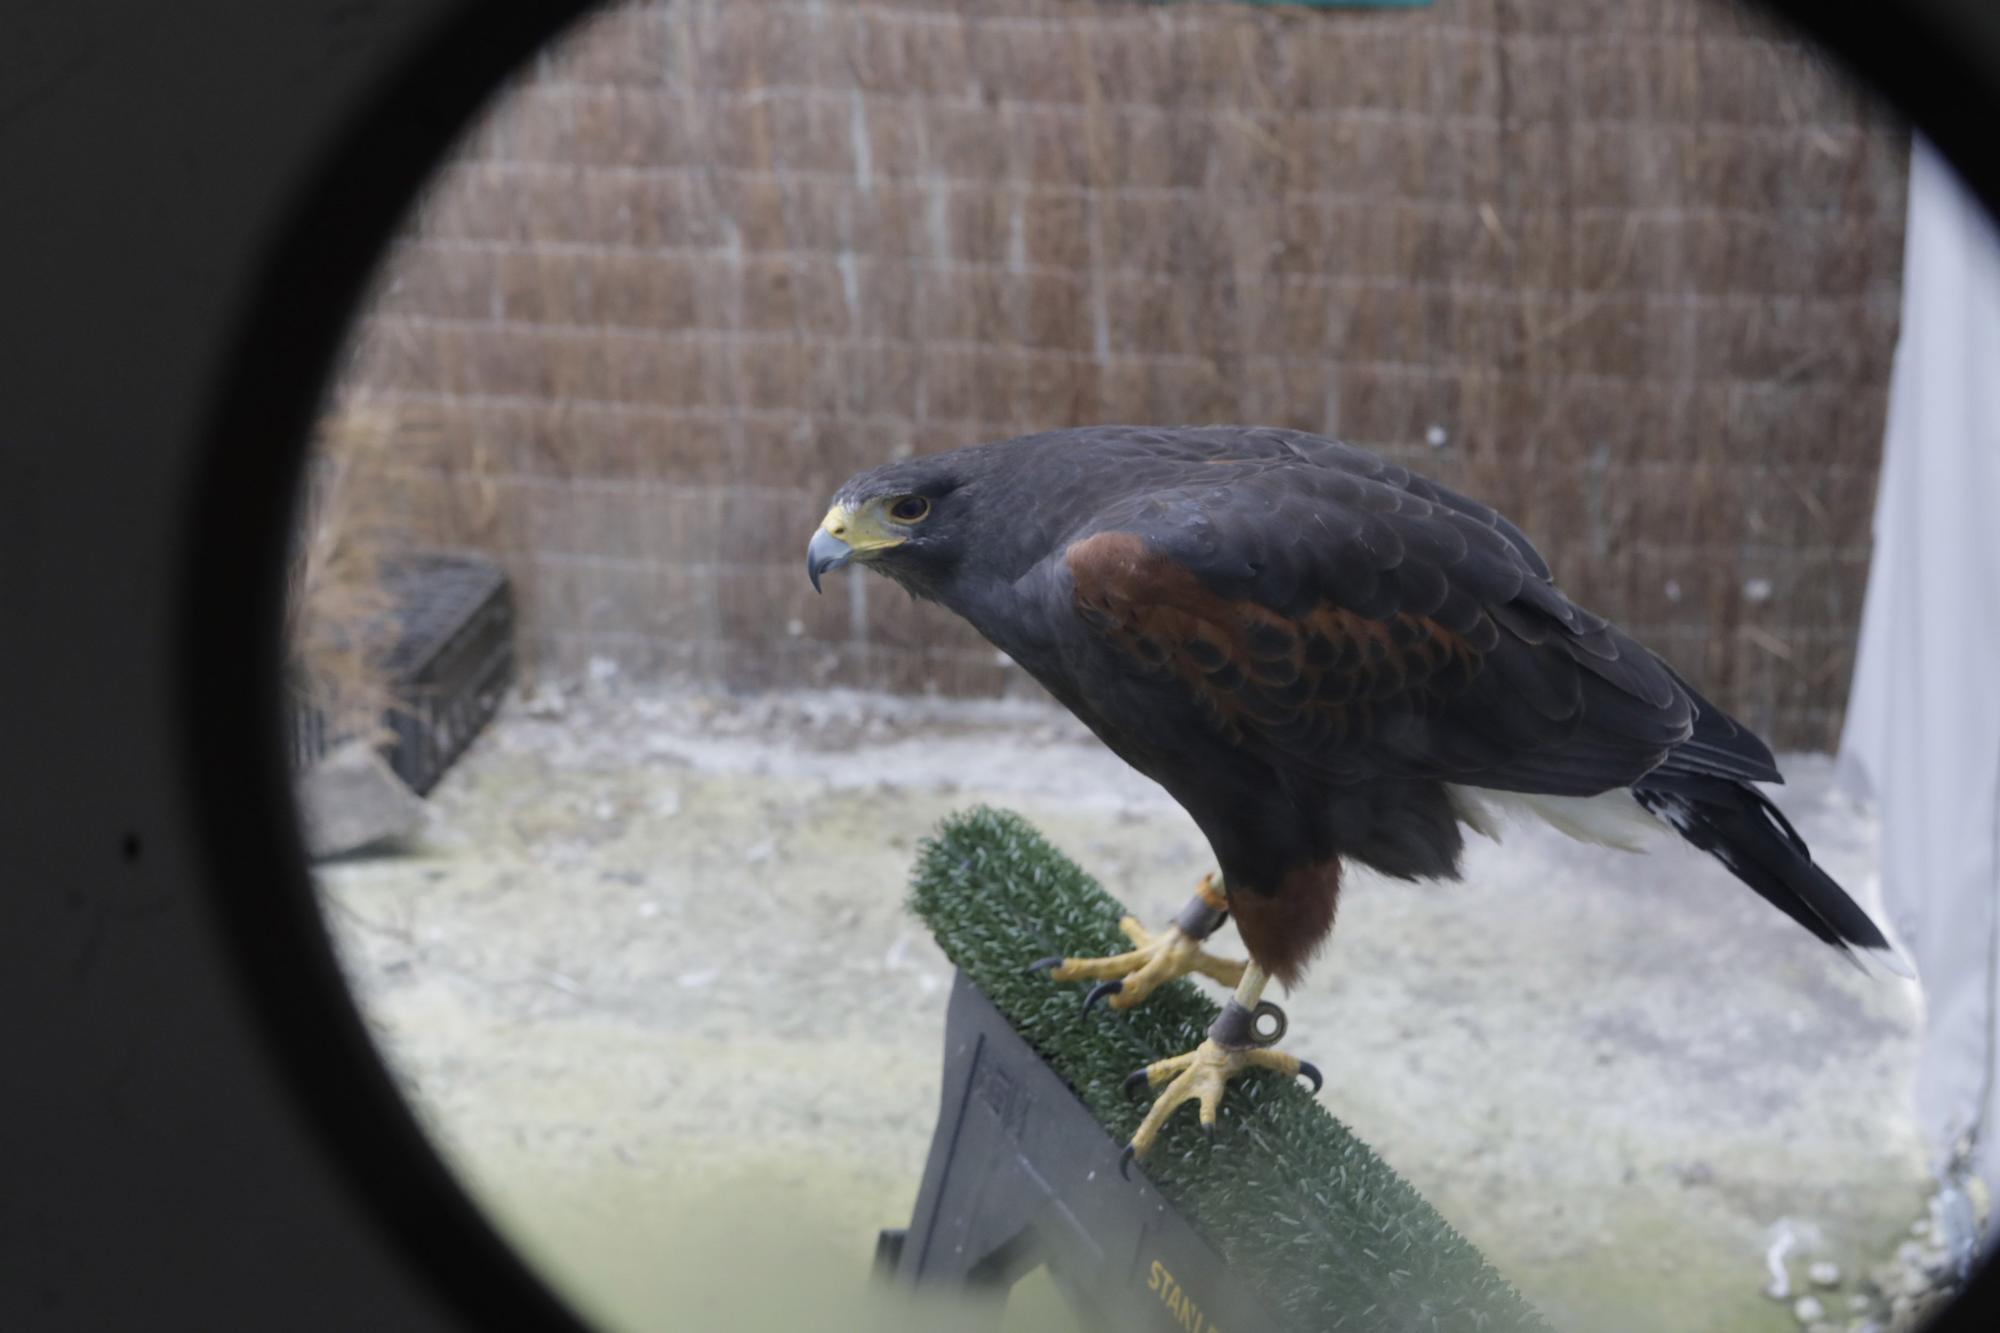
[1052,429,1772,796]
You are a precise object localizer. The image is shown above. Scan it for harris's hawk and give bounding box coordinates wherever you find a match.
[805,426,1901,1165]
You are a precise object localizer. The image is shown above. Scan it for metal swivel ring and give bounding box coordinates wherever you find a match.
[1248,999,1288,1047]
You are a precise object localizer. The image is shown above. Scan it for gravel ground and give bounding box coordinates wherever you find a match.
[314,680,1934,1333]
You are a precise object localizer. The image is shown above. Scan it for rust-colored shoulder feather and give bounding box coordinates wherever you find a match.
[1065,531,1480,752]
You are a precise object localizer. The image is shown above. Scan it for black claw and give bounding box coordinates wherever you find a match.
[1201,1122,1216,1145]
[1297,1060,1324,1095]
[1081,979,1122,1015]
[1119,1144,1137,1180]
[1026,956,1064,975]
[1122,1067,1151,1096]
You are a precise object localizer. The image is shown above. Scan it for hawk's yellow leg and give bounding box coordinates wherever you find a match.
[1119,963,1323,1171]
[1029,874,1245,1012]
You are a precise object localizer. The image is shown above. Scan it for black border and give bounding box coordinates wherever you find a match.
[176,3,597,1327]
[165,1,2000,1329]
[1759,0,2000,223]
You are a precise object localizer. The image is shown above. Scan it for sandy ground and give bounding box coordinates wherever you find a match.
[314,681,1932,1333]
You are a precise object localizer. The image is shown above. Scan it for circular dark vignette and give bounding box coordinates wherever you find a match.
[1759,0,2000,224]
[168,1,2000,1331]
[176,2,599,1330]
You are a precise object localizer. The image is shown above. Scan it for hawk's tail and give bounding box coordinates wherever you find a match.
[1632,771,1908,975]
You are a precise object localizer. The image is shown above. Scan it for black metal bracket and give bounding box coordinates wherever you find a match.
[879,972,1283,1332]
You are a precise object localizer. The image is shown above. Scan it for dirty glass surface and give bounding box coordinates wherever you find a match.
[289,3,1947,1330]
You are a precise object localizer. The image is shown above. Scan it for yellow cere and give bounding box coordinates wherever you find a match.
[819,503,908,555]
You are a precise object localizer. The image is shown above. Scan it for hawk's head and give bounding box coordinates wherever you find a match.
[807,432,1133,602]
[806,455,974,598]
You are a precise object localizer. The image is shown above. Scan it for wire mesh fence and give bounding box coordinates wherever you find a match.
[321,0,1907,749]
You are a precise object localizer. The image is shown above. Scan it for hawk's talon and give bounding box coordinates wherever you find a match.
[1028,896,1248,1015]
[1122,1036,1318,1164]
[1081,979,1124,1015]
[1122,1066,1151,1096]
[1297,1059,1324,1095]
[1118,1144,1138,1181]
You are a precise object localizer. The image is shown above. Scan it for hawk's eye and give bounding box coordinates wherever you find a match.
[887,495,930,524]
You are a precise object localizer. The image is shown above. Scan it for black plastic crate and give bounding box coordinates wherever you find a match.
[289,551,515,796]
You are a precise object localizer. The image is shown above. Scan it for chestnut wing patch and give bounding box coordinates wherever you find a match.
[1065,532,1480,759]
[1061,519,1695,795]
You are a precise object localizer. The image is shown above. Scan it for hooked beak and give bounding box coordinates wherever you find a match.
[807,527,853,593]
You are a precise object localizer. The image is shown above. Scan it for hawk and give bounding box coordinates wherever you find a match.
[806,426,1901,1165]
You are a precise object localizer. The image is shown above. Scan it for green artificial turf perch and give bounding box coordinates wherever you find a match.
[908,807,1550,1333]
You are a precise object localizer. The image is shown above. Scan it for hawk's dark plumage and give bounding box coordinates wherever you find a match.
[809,426,1893,983]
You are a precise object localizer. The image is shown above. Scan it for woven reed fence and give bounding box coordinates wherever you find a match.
[323,0,1908,750]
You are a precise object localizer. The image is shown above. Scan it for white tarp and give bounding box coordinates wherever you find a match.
[1840,136,2000,1264]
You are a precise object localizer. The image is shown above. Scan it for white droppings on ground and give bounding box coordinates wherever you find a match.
[316,686,1931,1333]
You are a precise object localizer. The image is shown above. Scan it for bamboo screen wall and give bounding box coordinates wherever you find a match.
[327,0,1908,749]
